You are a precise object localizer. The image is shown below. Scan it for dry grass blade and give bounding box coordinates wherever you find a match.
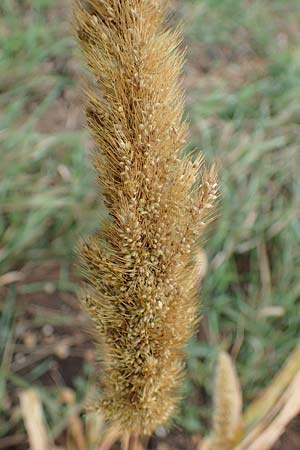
[210,352,243,450]
[199,347,300,450]
[98,427,120,450]
[243,346,300,430]
[19,389,50,450]
[67,414,87,450]
[0,271,24,286]
[66,412,119,450]
[234,372,300,450]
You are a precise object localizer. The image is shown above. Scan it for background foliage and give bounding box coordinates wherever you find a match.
[1,0,300,445]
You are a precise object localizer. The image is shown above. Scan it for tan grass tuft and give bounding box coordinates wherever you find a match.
[20,389,50,450]
[210,352,243,450]
[74,0,217,435]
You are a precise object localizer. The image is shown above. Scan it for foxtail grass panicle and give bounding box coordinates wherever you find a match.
[210,352,243,450]
[74,0,217,435]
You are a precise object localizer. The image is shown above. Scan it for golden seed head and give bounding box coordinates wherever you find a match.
[75,0,217,436]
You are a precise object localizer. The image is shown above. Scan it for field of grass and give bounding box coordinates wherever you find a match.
[1,0,300,447]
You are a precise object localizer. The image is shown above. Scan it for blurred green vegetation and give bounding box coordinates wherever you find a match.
[1,0,300,441]
[181,0,300,432]
[0,0,98,275]
[0,0,97,442]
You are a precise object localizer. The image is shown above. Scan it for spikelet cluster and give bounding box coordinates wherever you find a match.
[74,0,217,435]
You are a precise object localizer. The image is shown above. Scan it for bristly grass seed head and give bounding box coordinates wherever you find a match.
[74,0,217,435]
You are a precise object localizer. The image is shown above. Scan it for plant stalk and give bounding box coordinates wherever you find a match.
[127,433,139,450]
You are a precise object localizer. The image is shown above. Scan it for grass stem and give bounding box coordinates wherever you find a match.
[127,434,139,450]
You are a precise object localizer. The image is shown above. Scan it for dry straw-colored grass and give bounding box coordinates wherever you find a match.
[74,0,217,436]
[199,347,300,450]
